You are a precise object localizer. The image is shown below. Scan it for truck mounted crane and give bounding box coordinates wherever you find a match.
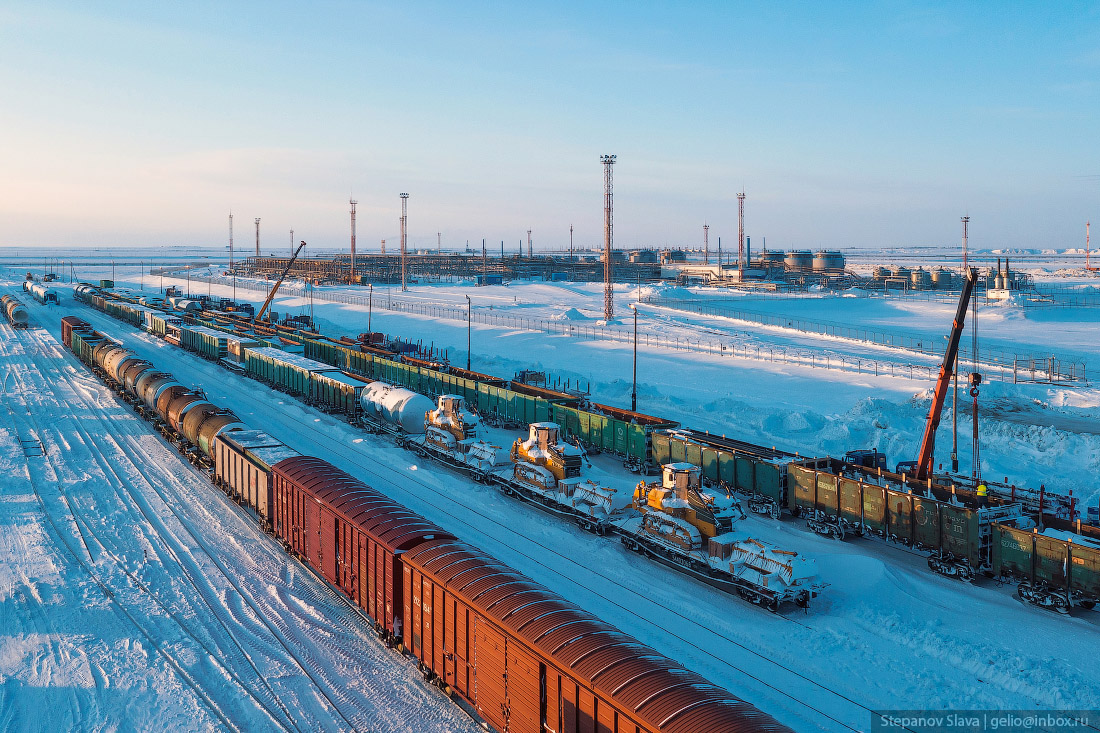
[915,266,977,480]
[256,240,306,323]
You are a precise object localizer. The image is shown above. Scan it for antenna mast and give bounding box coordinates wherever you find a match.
[399,193,409,291]
[601,154,616,321]
[737,191,746,278]
[229,212,235,302]
[350,198,357,283]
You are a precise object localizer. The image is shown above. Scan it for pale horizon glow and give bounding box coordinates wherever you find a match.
[1,2,1097,252]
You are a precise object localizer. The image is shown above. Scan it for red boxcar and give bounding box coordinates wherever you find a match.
[269,456,455,641]
[403,538,788,733]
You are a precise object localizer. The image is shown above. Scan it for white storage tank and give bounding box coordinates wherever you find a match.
[360,381,434,434]
[784,250,813,271]
[812,251,845,271]
[910,268,932,289]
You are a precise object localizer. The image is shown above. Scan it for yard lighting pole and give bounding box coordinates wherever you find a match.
[465,294,472,371]
[140,261,145,290]
[631,304,638,412]
[368,283,374,334]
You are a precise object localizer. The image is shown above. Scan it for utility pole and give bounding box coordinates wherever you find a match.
[737,191,746,278]
[703,223,710,265]
[399,193,409,292]
[350,198,357,283]
[255,217,261,257]
[601,154,616,321]
[465,295,472,371]
[229,212,236,303]
[368,283,373,333]
[631,305,638,412]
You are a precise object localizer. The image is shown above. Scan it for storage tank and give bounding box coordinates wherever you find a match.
[360,381,434,434]
[812,251,845,271]
[759,251,786,268]
[784,250,813,271]
[930,268,953,289]
[890,266,910,280]
[871,266,889,280]
[910,268,932,289]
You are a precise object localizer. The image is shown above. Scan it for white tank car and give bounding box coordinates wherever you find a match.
[360,381,434,434]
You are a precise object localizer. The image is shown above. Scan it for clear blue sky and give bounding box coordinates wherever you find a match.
[2,1,1097,252]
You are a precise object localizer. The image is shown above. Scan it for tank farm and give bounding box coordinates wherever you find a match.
[73,284,1100,616]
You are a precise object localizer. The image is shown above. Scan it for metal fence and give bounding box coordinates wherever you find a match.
[165,274,1066,384]
[639,295,1089,384]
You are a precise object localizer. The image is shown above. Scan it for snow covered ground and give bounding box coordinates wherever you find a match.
[2,266,1099,732]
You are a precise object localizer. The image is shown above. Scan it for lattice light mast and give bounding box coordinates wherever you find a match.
[255,217,261,257]
[400,193,409,291]
[350,198,357,283]
[703,223,710,265]
[290,229,294,256]
[229,212,235,302]
[961,215,970,269]
[601,154,616,321]
[737,191,746,277]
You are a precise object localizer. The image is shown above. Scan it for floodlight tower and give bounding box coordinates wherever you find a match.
[601,154,616,321]
[704,223,710,265]
[737,191,746,277]
[400,193,409,291]
[229,212,236,302]
[290,228,294,256]
[350,198,357,283]
[961,216,970,269]
[255,217,261,256]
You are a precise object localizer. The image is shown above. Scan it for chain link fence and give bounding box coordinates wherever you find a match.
[163,273,1073,384]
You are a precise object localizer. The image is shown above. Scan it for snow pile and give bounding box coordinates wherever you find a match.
[552,307,589,321]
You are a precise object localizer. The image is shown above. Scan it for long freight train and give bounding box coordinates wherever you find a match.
[78,284,1100,613]
[58,315,790,733]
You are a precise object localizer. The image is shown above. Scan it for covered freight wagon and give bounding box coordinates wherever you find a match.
[244,346,343,398]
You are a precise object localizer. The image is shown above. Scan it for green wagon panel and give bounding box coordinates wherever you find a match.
[838,477,863,525]
[651,432,671,466]
[940,504,980,564]
[788,465,816,512]
[992,524,1034,579]
[815,472,839,516]
[755,462,784,504]
[669,435,686,463]
[611,419,628,454]
[626,425,647,462]
[1034,535,1070,590]
[683,441,703,469]
[1069,544,1100,599]
[734,456,754,493]
[700,448,719,483]
[861,483,887,534]
[885,490,913,543]
[717,452,736,486]
[912,497,941,550]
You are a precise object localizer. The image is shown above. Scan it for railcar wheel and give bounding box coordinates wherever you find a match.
[1079,600,1096,610]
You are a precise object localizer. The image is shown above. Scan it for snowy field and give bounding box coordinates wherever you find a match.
[2,265,1099,732]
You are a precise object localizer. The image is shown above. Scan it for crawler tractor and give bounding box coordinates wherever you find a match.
[632,463,744,551]
[510,422,583,491]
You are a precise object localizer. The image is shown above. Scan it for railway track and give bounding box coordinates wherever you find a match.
[13,325,404,732]
[3,321,476,732]
[40,296,1100,731]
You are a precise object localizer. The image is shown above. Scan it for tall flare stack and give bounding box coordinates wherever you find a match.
[601,154,616,321]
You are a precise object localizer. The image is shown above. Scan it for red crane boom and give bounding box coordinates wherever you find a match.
[916,266,977,480]
[257,241,306,322]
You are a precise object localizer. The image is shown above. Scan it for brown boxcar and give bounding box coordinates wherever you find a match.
[269,456,455,639]
[403,538,789,733]
[61,316,88,348]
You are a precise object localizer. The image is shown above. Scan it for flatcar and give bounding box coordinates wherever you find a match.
[61,315,791,733]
